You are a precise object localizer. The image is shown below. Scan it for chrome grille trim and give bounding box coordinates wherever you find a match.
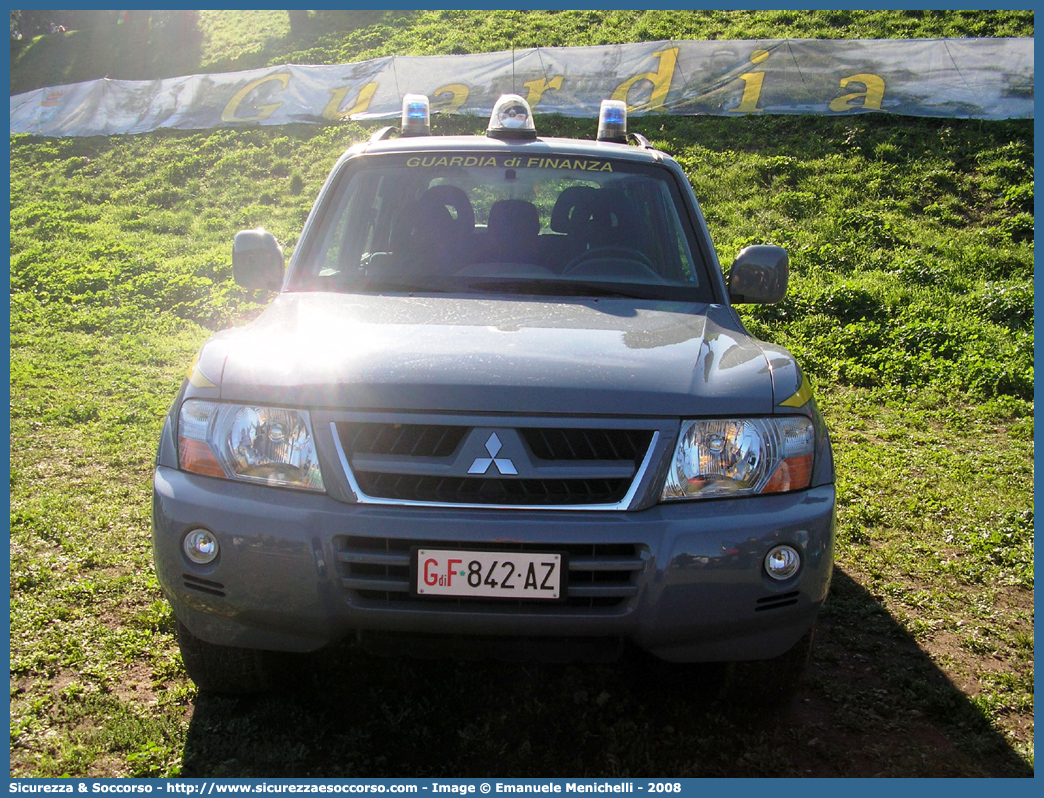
[331,421,660,511]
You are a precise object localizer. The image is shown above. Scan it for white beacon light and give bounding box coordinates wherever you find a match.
[487,94,537,140]
[401,93,430,137]
[597,99,628,143]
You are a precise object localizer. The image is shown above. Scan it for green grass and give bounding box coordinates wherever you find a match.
[197,10,290,72]
[8,9,1034,778]
[273,10,1035,66]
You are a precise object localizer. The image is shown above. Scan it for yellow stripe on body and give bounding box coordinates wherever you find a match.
[185,351,217,389]
[778,374,813,408]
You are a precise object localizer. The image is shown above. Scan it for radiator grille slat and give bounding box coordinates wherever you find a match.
[566,584,639,598]
[341,576,411,592]
[356,473,631,506]
[335,549,410,567]
[568,555,644,572]
[522,428,647,463]
[342,422,469,458]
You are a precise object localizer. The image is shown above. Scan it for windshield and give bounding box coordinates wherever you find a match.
[289,152,715,301]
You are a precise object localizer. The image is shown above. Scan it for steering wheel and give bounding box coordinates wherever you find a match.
[563,246,656,275]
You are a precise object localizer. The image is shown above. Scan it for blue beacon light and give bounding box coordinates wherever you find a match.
[597,99,628,143]
[401,93,431,137]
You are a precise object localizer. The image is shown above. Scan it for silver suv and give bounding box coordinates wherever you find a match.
[152,95,835,693]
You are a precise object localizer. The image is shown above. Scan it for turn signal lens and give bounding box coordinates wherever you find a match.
[178,437,226,478]
[763,453,814,494]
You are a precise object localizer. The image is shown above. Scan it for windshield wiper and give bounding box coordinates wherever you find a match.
[462,278,661,300]
[344,278,453,294]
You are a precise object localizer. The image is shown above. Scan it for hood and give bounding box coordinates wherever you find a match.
[210,292,775,417]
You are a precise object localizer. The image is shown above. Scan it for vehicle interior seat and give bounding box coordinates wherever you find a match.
[392,185,475,276]
[579,187,639,249]
[481,199,541,266]
[546,185,599,271]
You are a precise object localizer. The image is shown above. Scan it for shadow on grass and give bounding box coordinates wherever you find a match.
[10,12,204,95]
[181,568,1031,778]
[195,11,416,76]
[9,10,417,96]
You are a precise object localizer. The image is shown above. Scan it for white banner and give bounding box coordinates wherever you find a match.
[10,38,1034,137]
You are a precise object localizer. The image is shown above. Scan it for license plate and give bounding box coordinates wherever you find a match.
[413,549,565,600]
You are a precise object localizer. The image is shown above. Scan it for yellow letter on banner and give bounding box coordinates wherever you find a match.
[828,73,886,113]
[431,84,470,113]
[323,82,379,120]
[611,48,679,112]
[523,76,563,107]
[727,49,770,114]
[728,73,767,114]
[221,73,291,123]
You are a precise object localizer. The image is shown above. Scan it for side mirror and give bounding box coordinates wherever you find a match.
[727,245,789,304]
[233,228,284,290]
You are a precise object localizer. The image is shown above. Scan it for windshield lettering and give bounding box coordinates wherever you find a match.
[404,155,613,172]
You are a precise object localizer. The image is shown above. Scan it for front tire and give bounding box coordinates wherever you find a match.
[176,620,282,694]
[724,623,816,706]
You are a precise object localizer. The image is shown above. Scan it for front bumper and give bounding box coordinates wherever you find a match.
[153,466,835,663]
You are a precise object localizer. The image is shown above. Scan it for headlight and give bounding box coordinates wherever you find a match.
[661,416,814,501]
[178,400,325,492]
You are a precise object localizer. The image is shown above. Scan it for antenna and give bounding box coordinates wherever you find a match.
[511,47,516,94]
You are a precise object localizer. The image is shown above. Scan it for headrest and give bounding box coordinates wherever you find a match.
[487,199,540,239]
[419,184,475,231]
[413,199,454,233]
[550,186,600,234]
[582,187,636,242]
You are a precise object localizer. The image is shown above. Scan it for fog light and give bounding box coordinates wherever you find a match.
[183,528,219,565]
[764,544,800,580]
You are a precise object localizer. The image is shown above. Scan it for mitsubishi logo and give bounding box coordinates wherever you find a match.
[468,433,518,476]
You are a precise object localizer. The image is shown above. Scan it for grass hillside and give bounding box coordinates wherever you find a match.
[9,10,1034,778]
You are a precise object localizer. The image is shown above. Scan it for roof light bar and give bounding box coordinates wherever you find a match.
[597,99,628,144]
[487,94,537,140]
[401,93,430,137]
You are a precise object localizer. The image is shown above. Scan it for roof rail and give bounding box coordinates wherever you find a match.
[628,132,653,149]
[369,126,399,143]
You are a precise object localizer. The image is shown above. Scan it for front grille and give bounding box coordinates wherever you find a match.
[521,428,649,463]
[339,422,467,458]
[333,536,646,609]
[335,422,656,507]
[354,473,631,505]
